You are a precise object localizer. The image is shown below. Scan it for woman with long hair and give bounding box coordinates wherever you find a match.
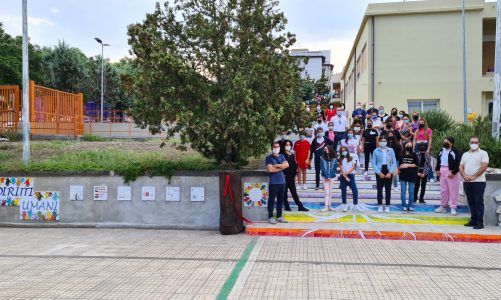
[413,118,435,182]
[339,128,360,170]
[320,145,337,212]
[399,141,419,212]
[282,140,309,212]
[372,136,398,213]
[339,146,361,212]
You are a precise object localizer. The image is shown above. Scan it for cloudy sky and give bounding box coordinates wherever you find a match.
[2,0,409,72]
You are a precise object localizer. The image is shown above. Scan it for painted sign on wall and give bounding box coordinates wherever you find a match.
[243,182,268,207]
[20,191,60,221]
[0,177,34,206]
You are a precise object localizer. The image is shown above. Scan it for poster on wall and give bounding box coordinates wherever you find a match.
[141,186,156,201]
[166,187,180,202]
[117,186,132,201]
[93,186,108,201]
[243,182,268,207]
[20,191,60,221]
[69,185,84,201]
[0,177,34,206]
[190,187,205,202]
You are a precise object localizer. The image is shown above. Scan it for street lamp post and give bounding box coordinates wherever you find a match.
[22,0,30,165]
[462,0,468,124]
[94,38,110,122]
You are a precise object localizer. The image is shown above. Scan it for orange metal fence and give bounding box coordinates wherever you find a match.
[0,81,83,136]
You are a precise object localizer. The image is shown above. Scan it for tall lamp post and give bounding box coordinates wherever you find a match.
[462,0,468,124]
[22,0,30,164]
[493,0,501,141]
[94,38,110,122]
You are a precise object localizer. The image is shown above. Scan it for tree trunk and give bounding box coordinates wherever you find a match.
[219,171,244,235]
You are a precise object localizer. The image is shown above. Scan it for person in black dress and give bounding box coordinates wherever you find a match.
[282,140,309,211]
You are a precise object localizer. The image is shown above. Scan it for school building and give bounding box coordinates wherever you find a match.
[341,0,497,121]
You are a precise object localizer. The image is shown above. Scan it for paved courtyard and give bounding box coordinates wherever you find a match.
[0,228,500,299]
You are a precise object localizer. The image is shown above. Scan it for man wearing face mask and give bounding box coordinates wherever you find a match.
[378,106,389,122]
[330,107,349,148]
[326,104,337,122]
[366,101,378,116]
[460,137,489,229]
[313,115,329,133]
[309,127,335,190]
[277,130,288,153]
[434,137,462,216]
[265,142,290,224]
[352,102,367,126]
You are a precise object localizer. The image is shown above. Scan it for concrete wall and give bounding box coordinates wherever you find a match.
[241,173,269,222]
[84,123,168,138]
[0,173,220,230]
[484,174,501,226]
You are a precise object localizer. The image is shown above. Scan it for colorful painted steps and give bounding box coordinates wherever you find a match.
[292,191,442,200]
[295,202,469,212]
[301,181,442,191]
[245,222,501,243]
[281,211,470,226]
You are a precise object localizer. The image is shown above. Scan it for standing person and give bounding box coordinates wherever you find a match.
[399,115,414,145]
[330,106,348,148]
[340,129,360,169]
[460,137,489,229]
[338,146,361,212]
[399,141,418,212]
[370,111,383,131]
[315,104,325,121]
[282,140,309,212]
[366,101,378,116]
[351,119,364,141]
[326,122,336,141]
[396,110,407,130]
[325,103,336,122]
[320,145,337,212]
[293,132,311,190]
[378,106,389,123]
[352,101,367,125]
[309,127,334,190]
[414,143,431,204]
[390,107,398,119]
[265,142,289,224]
[372,136,398,213]
[387,131,402,191]
[410,112,420,132]
[413,118,435,182]
[314,114,329,134]
[361,120,379,176]
[434,137,462,216]
[381,120,402,143]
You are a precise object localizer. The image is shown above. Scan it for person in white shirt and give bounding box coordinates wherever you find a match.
[459,136,489,230]
[369,111,383,131]
[330,108,348,148]
[338,146,361,212]
[339,129,360,168]
[378,105,389,123]
[313,115,328,134]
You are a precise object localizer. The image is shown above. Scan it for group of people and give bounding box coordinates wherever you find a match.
[265,101,490,230]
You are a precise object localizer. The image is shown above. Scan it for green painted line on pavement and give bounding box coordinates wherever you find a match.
[216,237,258,300]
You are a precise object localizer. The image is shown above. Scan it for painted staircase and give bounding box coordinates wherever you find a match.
[245,162,501,243]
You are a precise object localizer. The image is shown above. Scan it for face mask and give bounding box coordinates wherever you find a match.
[372,116,377,120]
[317,120,322,124]
[419,148,426,153]
[413,116,419,121]
[281,135,287,140]
[380,142,387,148]
[419,124,425,129]
[330,105,333,109]
[285,146,291,151]
[299,135,305,141]
[317,132,324,138]
[388,136,394,141]
[347,134,353,139]
[367,124,373,129]
[317,107,321,111]
[405,146,413,151]
[379,109,384,114]
[356,105,361,109]
[328,126,334,130]
[470,143,479,151]
[404,120,409,124]
[337,111,343,116]
[342,151,348,156]
[392,111,397,116]
[399,114,404,119]
[354,126,360,131]
[272,148,280,155]
[443,142,450,149]
[369,105,374,108]
[386,124,392,129]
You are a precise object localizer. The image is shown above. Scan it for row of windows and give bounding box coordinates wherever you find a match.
[345,44,368,98]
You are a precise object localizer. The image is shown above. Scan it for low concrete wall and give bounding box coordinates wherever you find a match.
[241,171,269,222]
[84,122,168,138]
[0,172,220,230]
[485,174,501,226]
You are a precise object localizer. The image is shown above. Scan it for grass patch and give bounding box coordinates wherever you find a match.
[81,133,108,142]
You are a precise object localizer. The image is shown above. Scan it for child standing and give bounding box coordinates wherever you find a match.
[320,145,337,212]
[293,131,311,190]
[339,146,361,212]
[399,141,419,212]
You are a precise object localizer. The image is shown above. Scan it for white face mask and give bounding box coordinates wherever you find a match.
[354,127,360,131]
[470,143,479,151]
[272,148,280,155]
[285,146,291,151]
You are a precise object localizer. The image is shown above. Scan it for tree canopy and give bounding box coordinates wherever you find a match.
[128,0,304,166]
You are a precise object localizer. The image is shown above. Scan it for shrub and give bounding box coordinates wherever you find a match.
[81,133,107,142]
[419,110,457,134]
[0,131,22,141]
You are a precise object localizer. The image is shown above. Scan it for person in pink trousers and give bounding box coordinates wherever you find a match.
[434,137,462,215]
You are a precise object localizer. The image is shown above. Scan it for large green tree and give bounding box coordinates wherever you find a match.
[128,0,303,165]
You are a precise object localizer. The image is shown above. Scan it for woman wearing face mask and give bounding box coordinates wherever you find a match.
[413,118,435,182]
[282,140,309,212]
[398,141,419,212]
[320,145,338,212]
[340,129,360,170]
[434,137,462,216]
[414,143,431,204]
[371,112,383,131]
[387,131,402,192]
[351,119,364,141]
[372,136,398,213]
[410,112,420,132]
[327,122,336,141]
[338,146,361,212]
[293,132,311,190]
[361,120,379,176]
[399,115,414,145]
[309,128,335,190]
[325,104,336,122]
[316,105,325,121]
[396,110,407,130]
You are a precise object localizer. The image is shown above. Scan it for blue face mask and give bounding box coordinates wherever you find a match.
[317,132,324,138]
[380,142,387,148]
[372,116,377,120]
[347,134,353,139]
[299,135,305,141]
[342,151,348,156]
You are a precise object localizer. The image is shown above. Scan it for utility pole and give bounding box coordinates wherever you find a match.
[493,0,501,140]
[94,38,110,122]
[22,0,30,165]
[462,0,468,124]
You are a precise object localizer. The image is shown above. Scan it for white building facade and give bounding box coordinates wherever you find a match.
[290,49,334,93]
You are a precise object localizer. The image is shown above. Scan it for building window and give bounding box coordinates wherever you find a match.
[408,99,439,112]
[356,44,367,82]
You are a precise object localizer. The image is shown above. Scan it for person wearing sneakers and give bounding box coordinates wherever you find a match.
[460,136,489,230]
[338,146,360,212]
[320,145,337,212]
[372,136,398,213]
[265,142,289,224]
[398,141,419,212]
[361,120,379,176]
[309,127,335,190]
[282,140,309,212]
[435,137,462,216]
[414,143,431,204]
[293,132,310,190]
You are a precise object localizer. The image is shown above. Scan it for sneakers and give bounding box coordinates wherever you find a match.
[430,179,435,183]
[298,206,309,212]
[384,206,390,213]
[363,171,368,176]
[408,207,414,212]
[342,204,348,212]
[321,207,329,212]
[451,208,457,216]
[353,205,363,212]
[268,218,277,224]
[284,206,292,212]
[315,186,319,190]
[302,185,308,190]
[464,222,475,227]
[435,206,447,213]
[393,187,399,192]
[473,224,484,230]
[277,217,288,223]
[419,200,426,204]
[377,206,384,213]
[402,207,407,212]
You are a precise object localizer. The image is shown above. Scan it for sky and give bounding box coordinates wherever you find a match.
[1,0,408,72]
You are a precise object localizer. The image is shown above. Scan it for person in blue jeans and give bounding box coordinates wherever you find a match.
[320,145,337,211]
[265,142,289,224]
[338,146,361,212]
[398,141,419,212]
[372,136,398,213]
